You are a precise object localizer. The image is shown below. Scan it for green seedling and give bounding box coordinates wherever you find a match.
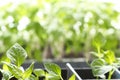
[0,43,74,80]
[91,50,120,80]
[92,32,106,58]
[91,33,120,80]
[44,62,63,80]
[0,43,34,80]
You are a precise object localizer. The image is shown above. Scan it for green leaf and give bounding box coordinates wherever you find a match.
[104,50,116,64]
[46,73,60,80]
[116,58,120,66]
[2,62,23,79]
[22,62,34,79]
[69,74,75,80]
[26,74,38,80]
[92,65,113,78]
[33,69,45,77]
[2,57,10,71]
[0,70,11,80]
[91,59,113,78]
[93,32,106,48]
[91,59,105,67]
[6,43,27,67]
[44,62,61,76]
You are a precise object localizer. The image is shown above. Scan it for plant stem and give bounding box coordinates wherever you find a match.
[96,76,99,80]
[60,76,64,80]
[97,46,101,58]
[45,73,48,80]
[108,70,114,80]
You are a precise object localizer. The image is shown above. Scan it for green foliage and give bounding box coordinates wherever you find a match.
[92,32,106,58]
[91,51,120,79]
[33,69,45,77]
[91,33,120,79]
[22,62,34,79]
[91,59,113,79]
[1,70,11,80]
[44,62,63,80]
[1,43,34,80]
[0,0,120,60]
[92,32,106,49]
[2,62,23,79]
[44,62,61,76]
[6,43,27,67]
[0,43,80,80]
[104,50,116,65]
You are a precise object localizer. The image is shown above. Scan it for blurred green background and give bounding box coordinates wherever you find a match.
[0,0,120,61]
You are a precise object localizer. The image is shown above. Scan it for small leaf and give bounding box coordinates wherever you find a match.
[91,59,113,78]
[44,62,61,76]
[92,65,113,78]
[2,58,10,71]
[9,77,18,80]
[116,58,120,66]
[22,62,34,79]
[46,73,60,80]
[27,74,38,80]
[2,62,23,78]
[33,69,45,77]
[93,32,106,48]
[69,74,75,80]
[1,70,11,80]
[91,59,105,67]
[104,50,116,64]
[6,43,27,67]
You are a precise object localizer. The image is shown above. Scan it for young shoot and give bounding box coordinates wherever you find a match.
[91,33,120,80]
